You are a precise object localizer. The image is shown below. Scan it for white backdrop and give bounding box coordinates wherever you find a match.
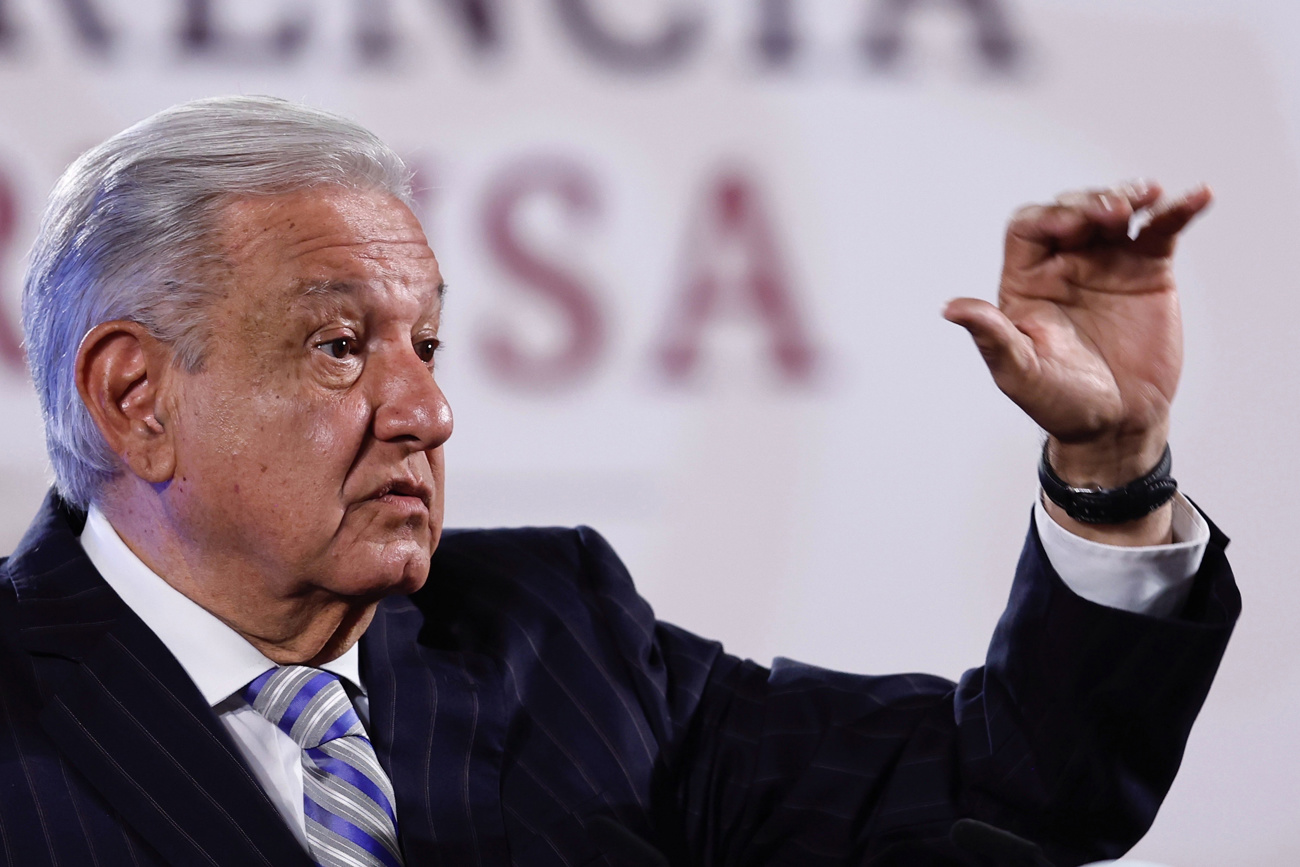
[1,1,1296,863]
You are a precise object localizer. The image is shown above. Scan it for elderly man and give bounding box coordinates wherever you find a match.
[0,97,1236,867]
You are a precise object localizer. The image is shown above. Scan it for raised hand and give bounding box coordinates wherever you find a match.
[944,181,1212,541]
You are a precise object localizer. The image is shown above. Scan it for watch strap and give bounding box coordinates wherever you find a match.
[1038,441,1177,525]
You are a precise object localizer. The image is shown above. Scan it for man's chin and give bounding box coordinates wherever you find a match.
[361,550,431,596]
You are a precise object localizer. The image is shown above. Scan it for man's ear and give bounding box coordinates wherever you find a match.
[75,320,178,485]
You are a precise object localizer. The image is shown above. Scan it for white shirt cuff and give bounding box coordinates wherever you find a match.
[1034,492,1210,618]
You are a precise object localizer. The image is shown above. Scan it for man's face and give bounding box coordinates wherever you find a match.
[161,187,452,610]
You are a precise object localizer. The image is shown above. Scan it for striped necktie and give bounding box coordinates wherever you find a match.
[242,666,404,867]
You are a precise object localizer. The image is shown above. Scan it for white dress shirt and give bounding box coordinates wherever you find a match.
[1033,492,1209,617]
[77,495,1210,844]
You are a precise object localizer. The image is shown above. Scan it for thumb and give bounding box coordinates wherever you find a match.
[943,298,1039,398]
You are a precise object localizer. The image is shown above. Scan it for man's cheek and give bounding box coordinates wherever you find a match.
[298,397,369,461]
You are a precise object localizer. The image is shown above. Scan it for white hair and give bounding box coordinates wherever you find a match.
[21,95,415,509]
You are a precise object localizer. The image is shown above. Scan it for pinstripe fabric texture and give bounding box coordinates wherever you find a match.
[0,492,1241,866]
[242,666,403,867]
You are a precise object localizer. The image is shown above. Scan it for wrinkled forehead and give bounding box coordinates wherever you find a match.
[208,186,444,314]
[213,186,433,261]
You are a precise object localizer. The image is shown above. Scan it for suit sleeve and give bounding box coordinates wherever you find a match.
[574,519,1239,867]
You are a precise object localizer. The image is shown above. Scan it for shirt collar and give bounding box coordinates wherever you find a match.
[79,504,363,708]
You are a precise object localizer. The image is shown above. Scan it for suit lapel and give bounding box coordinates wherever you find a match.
[362,591,512,866]
[8,493,311,867]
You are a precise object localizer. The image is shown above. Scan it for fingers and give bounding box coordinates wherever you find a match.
[1133,183,1213,251]
[1004,180,1156,269]
[943,298,1037,397]
[1056,184,1147,242]
[1004,180,1210,269]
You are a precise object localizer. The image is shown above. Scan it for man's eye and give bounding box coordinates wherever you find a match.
[318,337,357,359]
[414,338,441,363]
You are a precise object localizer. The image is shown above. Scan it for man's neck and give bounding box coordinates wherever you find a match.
[93,483,376,665]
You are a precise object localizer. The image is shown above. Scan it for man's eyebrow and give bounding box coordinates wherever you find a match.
[292,279,447,301]
[297,279,360,299]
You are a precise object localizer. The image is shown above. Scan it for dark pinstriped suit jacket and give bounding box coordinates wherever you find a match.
[0,492,1238,867]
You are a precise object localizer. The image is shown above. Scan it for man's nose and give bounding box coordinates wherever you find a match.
[370,345,453,449]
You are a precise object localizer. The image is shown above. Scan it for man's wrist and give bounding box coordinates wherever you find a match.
[1040,441,1177,524]
[1041,430,1176,546]
[1047,428,1169,489]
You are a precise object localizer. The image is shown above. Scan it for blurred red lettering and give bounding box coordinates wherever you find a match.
[0,169,23,371]
[657,170,817,382]
[480,158,605,388]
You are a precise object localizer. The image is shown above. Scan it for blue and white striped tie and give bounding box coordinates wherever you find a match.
[243,666,404,867]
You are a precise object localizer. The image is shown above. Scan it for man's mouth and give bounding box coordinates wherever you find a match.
[371,478,433,511]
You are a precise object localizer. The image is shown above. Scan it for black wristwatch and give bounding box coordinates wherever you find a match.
[1038,440,1177,524]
